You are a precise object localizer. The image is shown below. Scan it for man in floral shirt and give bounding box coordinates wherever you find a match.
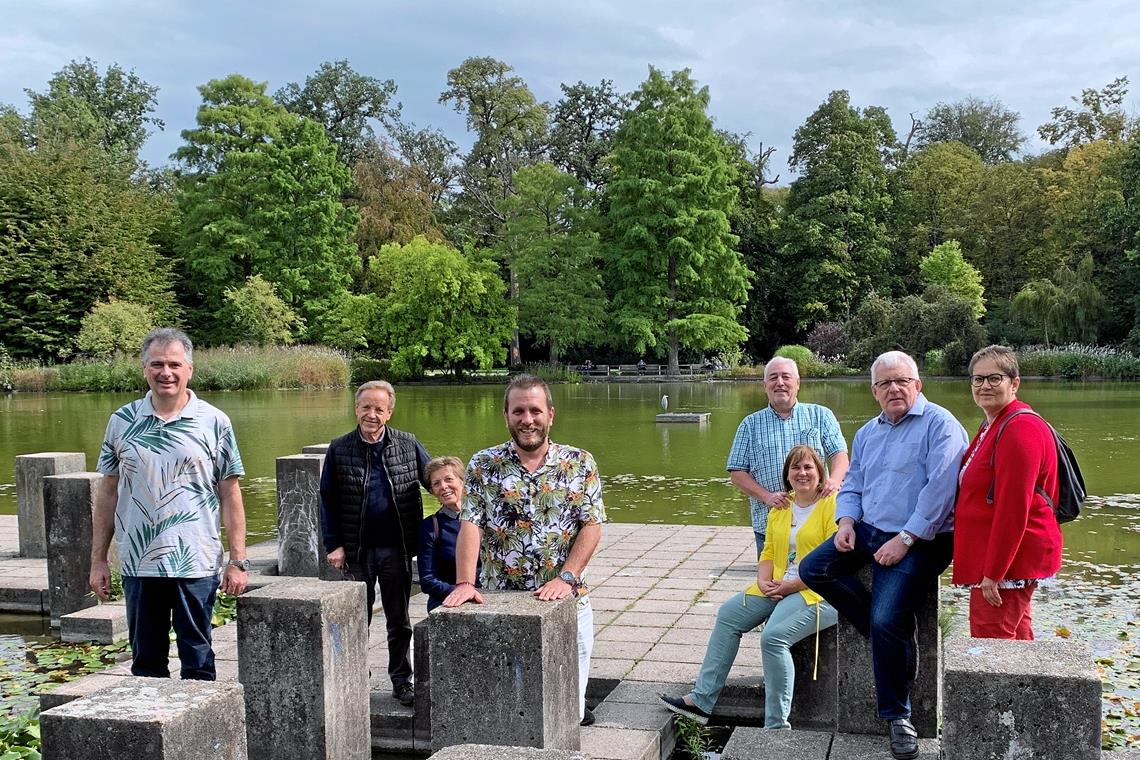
[444,374,605,725]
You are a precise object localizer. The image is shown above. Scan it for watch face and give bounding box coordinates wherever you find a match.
[559,571,575,584]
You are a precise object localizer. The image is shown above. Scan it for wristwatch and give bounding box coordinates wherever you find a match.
[897,532,915,548]
[558,570,579,587]
[228,558,251,572]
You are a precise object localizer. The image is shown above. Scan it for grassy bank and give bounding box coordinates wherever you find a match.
[2,345,350,392]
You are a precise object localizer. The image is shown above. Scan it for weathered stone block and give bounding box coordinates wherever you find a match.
[429,746,590,759]
[942,638,1101,760]
[0,578,47,614]
[39,677,247,759]
[60,603,128,643]
[238,578,370,760]
[301,444,329,455]
[829,731,940,759]
[16,452,86,558]
[275,454,339,579]
[836,565,939,737]
[789,621,837,730]
[430,592,579,752]
[43,472,100,625]
[38,672,125,711]
[413,617,431,742]
[721,726,831,760]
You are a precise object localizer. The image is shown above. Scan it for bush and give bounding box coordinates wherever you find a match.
[218,275,304,346]
[806,322,849,358]
[521,363,581,384]
[349,356,421,384]
[0,344,13,392]
[924,348,948,376]
[774,345,824,376]
[1017,344,1140,379]
[75,301,156,359]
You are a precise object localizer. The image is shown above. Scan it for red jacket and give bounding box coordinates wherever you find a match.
[952,399,1063,585]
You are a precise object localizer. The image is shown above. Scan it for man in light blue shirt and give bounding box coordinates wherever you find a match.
[799,351,967,760]
[727,357,849,555]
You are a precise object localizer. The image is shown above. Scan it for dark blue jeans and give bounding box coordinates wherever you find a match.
[799,523,952,721]
[123,575,219,680]
[348,545,412,688]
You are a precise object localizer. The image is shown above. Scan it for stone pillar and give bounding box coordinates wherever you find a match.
[302,443,329,455]
[275,454,337,579]
[40,677,248,759]
[43,472,101,626]
[413,618,432,744]
[430,592,579,752]
[788,621,838,730]
[237,578,370,760]
[836,566,939,737]
[15,452,86,558]
[942,638,1101,760]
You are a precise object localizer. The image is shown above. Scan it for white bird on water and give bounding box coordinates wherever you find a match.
[660,394,669,411]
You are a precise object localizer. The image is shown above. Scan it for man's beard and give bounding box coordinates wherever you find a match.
[511,426,548,452]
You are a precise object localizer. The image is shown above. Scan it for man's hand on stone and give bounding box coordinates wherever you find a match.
[834,520,856,552]
[220,565,248,595]
[873,536,910,566]
[534,577,573,601]
[89,560,111,601]
[327,547,346,571]
[442,583,483,607]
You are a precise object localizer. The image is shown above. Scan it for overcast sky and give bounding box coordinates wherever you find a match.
[3,0,1138,178]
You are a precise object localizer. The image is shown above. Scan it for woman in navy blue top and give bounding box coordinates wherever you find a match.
[418,457,474,611]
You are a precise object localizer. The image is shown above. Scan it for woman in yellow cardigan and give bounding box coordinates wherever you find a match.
[661,445,839,727]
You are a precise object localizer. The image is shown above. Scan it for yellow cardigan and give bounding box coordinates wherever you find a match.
[746,493,837,606]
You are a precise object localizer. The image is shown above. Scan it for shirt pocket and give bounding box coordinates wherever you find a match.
[884,443,919,475]
[794,427,822,449]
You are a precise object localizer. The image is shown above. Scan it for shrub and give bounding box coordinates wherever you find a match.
[521,363,581,384]
[806,322,849,358]
[218,275,304,346]
[1017,344,1140,379]
[349,356,421,384]
[75,301,156,359]
[774,345,823,376]
[924,348,948,376]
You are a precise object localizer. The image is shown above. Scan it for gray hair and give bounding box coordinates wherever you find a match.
[763,356,800,379]
[140,328,193,364]
[870,351,919,384]
[355,379,395,407]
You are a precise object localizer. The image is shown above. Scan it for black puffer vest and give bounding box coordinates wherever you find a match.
[325,426,426,562]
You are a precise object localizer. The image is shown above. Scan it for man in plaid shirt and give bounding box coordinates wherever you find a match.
[727,357,849,555]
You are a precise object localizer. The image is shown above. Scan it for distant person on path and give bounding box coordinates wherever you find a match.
[443,374,605,727]
[661,445,840,728]
[799,350,968,760]
[89,327,249,681]
[952,345,1062,640]
[727,357,849,556]
[637,358,647,374]
[319,379,430,707]
[418,456,480,612]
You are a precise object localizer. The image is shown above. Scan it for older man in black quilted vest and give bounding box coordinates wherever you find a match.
[320,380,430,707]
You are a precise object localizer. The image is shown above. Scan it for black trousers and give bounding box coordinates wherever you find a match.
[348,545,412,687]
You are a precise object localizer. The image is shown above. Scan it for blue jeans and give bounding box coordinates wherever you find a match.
[798,523,952,721]
[123,575,219,680]
[753,531,766,559]
[688,591,837,728]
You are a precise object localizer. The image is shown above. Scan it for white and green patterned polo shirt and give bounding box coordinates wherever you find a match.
[97,390,244,578]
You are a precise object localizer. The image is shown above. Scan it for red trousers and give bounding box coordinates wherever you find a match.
[969,585,1035,639]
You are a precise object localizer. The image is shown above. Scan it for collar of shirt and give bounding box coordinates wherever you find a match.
[764,401,800,421]
[358,428,387,448]
[140,389,200,420]
[875,392,929,426]
[505,439,561,473]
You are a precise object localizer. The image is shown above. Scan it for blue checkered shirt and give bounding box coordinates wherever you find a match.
[726,402,847,534]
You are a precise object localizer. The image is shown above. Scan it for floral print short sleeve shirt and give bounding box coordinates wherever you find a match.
[461,441,606,591]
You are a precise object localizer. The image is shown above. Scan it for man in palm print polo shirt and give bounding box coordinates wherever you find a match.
[89,328,249,680]
[443,374,605,726]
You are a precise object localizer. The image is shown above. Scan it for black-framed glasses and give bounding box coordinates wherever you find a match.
[872,377,916,390]
[969,373,1008,388]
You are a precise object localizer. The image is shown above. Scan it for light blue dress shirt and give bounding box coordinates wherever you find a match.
[835,393,967,540]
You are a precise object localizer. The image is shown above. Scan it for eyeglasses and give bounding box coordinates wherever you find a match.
[872,377,916,390]
[969,373,1008,388]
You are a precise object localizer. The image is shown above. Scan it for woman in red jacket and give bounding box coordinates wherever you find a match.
[952,345,1063,639]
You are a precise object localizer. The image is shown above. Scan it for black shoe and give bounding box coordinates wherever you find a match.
[393,682,414,707]
[888,718,919,760]
[659,694,710,725]
[580,707,595,727]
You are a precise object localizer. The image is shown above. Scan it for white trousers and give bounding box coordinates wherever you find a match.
[577,596,594,720]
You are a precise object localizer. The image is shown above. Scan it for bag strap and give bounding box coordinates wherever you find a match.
[986,409,1038,504]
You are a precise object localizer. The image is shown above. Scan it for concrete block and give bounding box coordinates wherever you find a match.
[655,413,710,423]
[38,672,126,711]
[60,603,128,643]
[301,444,329,455]
[413,617,431,742]
[429,746,590,759]
[43,472,101,626]
[275,454,339,579]
[579,726,657,760]
[369,691,413,753]
[0,578,47,613]
[829,732,940,759]
[238,578,370,760]
[39,677,247,759]
[15,452,86,558]
[430,592,579,752]
[789,621,837,730]
[721,727,831,760]
[942,638,1101,760]
[836,565,938,737]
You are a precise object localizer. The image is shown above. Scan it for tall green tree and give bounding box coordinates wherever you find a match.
[275,60,399,167]
[895,141,985,268]
[604,68,750,373]
[497,163,607,363]
[920,240,986,318]
[1012,255,1107,345]
[1038,77,1137,148]
[174,75,357,341]
[970,162,1053,300]
[548,80,628,190]
[780,90,898,329]
[914,97,1025,164]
